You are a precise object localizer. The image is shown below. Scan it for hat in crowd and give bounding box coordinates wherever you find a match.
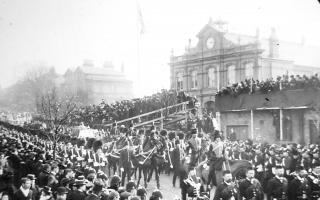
[191,128,197,135]
[92,180,104,192]
[42,164,51,173]
[118,187,125,194]
[74,179,86,186]
[168,131,176,141]
[120,191,131,199]
[97,172,108,180]
[42,186,52,195]
[56,187,68,195]
[177,132,184,140]
[292,148,299,156]
[126,181,136,191]
[160,129,167,137]
[108,189,120,199]
[151,189,163,199]
[110,175,121,186]
[93,140,103,152]
[27,174,36,180]
[60,178,70,186]
[137,187,147,197]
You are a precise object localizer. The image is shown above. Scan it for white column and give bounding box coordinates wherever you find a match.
[280,108,283,140]
[251,110,254,139]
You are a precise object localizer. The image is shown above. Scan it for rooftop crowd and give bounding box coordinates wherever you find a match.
[68,90,196,127]
[216,73,320,97]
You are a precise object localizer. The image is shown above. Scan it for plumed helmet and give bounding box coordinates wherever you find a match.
[70,137,78,146]
[77,139,86,147]
[92,140,103,152]
[160,129,167,137]
[214,130,221,140]
[168,132,176,141]
[110,175,121,186]
[178,132,184,140]
[86,138,96,149]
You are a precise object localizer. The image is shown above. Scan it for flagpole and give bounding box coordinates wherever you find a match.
[136,0,143,97]
[136,4,141,96]
[250,77,254,139]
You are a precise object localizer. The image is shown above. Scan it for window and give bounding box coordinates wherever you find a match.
[208,67,216,88]
[191,71,198,89]
[244,62,254,79]
[227,64,236,85]
[176,72,183,90]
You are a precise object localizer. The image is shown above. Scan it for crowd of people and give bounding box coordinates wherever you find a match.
[216,73,320,97]
[68,90,195,127]
[1,117,320,200]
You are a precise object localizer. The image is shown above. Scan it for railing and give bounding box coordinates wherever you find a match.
[104,101,190,128]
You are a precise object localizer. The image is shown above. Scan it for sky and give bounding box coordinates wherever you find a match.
[0,0,320,97]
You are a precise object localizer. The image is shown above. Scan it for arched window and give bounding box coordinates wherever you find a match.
[244,62,254,79]
[227,64,236,85]
[176,72,183,90]
[208,67,216,88]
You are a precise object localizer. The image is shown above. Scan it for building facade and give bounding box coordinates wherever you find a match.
[169,19,320,112]
[63,61,133,105]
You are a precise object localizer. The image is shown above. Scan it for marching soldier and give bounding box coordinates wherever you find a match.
[307,164,320,200]
[288,166,311,200]
[238,167,264,200]
[213,170,239,200]
[266,165,288,200]
[187,128,200,168]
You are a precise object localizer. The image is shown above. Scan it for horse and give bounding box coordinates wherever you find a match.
[132,147,154,188]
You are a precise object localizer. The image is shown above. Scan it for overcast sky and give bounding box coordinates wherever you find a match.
[0,0,319,96]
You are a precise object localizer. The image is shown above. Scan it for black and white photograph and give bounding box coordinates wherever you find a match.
[0,0,320,199]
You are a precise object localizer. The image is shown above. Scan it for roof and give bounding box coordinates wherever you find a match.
[193,21,320,68]
[78,66,124,77]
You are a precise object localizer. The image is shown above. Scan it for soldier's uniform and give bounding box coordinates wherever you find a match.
[213,181,239,200]
[307,171,320,199]
[238,178,264,200]
[267,176,288,200]
[287,167,311,200]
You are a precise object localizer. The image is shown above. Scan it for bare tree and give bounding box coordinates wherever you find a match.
[36,87,79,159]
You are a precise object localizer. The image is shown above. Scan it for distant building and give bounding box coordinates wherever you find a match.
[63,60,133,105]
[169,19,320,112]
[0,112,32,126]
